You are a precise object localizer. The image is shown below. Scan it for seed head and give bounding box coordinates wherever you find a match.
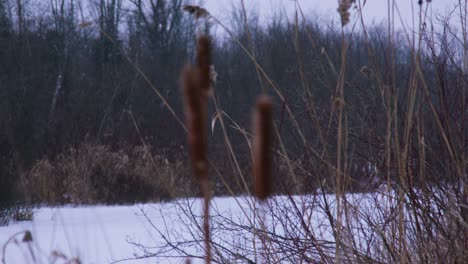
[252,95,273,200]
[183,5,210,19]
[196,36,212,95]
[337,0,355,26]
[181,65,208,181]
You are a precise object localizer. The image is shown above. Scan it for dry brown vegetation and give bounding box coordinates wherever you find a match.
[25,144,193,204]
[0,0,466,263]
[135,1,467,263]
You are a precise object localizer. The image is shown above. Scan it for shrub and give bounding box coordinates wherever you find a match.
[0,203,34,226]
[26,144,194,205]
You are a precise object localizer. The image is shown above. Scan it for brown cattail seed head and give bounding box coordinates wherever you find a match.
[253,95,273,200]
[183,5,209,19]
[337,0,354,26]
[196,36,212,95]
[181,65,208,181]
[22,231,33,242]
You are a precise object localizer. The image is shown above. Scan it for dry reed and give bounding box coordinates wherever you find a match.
[141,1,467,262]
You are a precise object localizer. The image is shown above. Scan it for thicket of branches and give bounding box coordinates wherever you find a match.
[0,0,465,206]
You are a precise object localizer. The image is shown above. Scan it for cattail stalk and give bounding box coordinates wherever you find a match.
[181,35,212,264]
[253,95,273,200]
[181,65,208,180]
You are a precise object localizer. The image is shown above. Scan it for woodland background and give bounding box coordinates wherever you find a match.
[0,0,464,205]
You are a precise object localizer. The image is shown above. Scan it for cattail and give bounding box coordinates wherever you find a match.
[196,36,212,94]
[253,95,273,200]
[337,0,355,26]
[183,5,209,19]
[181,34,212,263]
[181,65,208,181]
[22,231,33,242]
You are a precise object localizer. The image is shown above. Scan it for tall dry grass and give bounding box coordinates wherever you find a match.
[139,1,467,263]
[4,1,464,263]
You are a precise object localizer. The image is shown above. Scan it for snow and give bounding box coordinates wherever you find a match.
[0,194,378,263]
[0,205,166,263]
[1,196,285,263]
[0,189,443,263]
[1,197,258,263]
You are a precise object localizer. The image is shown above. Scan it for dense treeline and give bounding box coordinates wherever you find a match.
[0,0,464,204]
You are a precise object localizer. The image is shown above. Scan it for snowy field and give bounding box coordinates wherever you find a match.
[1,205,166,263]
[1,197,266,264]
[0,191,424,263]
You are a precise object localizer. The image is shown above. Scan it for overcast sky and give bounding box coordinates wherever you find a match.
[197,0,463,33]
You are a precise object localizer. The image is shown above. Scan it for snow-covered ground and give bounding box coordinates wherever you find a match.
[0,205,164,263]
[1,197,266,264]
[0,189,443,263]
